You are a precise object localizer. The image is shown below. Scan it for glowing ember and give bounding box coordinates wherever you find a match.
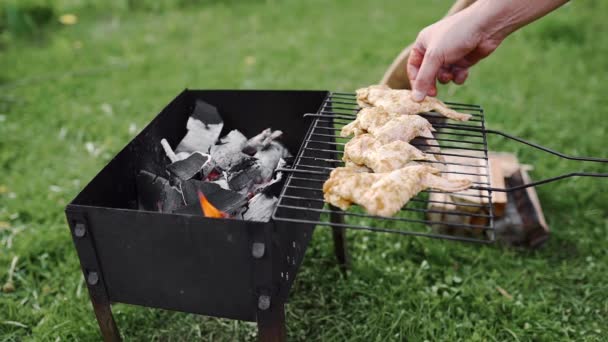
[198,190,229,218]
[205,169,221,181]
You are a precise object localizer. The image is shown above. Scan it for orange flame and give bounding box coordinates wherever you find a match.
[198,190,228,218]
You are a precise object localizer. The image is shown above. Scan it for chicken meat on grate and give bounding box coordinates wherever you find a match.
[356,85,471,121]
[323,164,471,217]
[343,134,435,173]
[341,107,435,141]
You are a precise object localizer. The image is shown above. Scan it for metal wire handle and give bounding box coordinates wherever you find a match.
[473,172,608,192]
[430,125,608,192]
[289,114,608,193]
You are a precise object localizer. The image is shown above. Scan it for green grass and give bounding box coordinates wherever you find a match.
[1,0,607,340]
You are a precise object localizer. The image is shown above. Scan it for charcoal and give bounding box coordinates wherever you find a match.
[242,128,283,155]
[210,130,249,170]
[162,138,203,163]
[175,100,224,154]
[136,170,184,213]
[180,179,247,215]
[210,172,230,190]
[160,138,178,163]
[226,158,264,193]
[243,193,278,222]
[175,152,191,161]
[176,118,223,154]
[227,143,291,193]
[190,99,223,124]
[252,160,285,195]
[166,152,212,180]
[228,156,257,173]
[254,141,292,181]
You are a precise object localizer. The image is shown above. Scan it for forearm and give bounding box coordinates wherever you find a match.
[471,0,569,40]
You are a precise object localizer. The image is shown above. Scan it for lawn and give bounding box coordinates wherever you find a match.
[1,0,607,341]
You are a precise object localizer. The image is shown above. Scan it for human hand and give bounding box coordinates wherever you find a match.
[407,9,503,102]
[406,0,568,102]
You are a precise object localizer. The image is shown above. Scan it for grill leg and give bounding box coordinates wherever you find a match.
[91,298,121,341]
[330,205,350,274]
[66,213,121,341]
[327,111,350,274]
[257,301,286,342]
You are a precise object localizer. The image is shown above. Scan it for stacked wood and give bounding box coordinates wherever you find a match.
[492,153,550,248]
[427,151,549,248]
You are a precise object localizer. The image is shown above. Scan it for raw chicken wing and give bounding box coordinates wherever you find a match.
[356,85,471,121]
[341,108,435,145]
[343,134,433,172]
[323,165,471,217]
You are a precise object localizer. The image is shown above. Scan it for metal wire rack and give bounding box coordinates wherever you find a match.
[272,92,608,243]
[273,92,496,243]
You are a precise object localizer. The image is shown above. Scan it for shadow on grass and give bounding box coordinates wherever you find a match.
[0,2,55,39]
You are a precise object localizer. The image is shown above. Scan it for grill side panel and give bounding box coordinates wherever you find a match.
[67,205,263,321]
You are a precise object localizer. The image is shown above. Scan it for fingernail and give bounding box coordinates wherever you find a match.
[412,90,425,102]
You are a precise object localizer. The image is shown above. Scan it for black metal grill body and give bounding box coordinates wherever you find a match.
[65,90,330,340]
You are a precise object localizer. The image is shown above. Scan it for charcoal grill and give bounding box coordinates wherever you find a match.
[65,89,607,341]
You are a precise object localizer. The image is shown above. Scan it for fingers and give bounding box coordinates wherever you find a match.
[453,67,469,85]
[438,65,469,85]
[413,61,468,100]
[453,46,494,71]
[437,66,454,84]
[407,46,424,88]
[407,31,475,101]
[412,49,442,102]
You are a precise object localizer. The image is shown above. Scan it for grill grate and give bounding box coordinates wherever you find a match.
[273,92,496,243]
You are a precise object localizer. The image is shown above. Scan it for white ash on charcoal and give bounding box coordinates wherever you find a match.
[251,160,285,194]
[226,142,291,194]
[162,138,215,180]
[254,141,292,181]
[169,153,213,180]
[226,158,264,193]
[242,128,283,155]
[137,102,291,221]
[162,138,199,163]
[175,100,224,154]
[136,170,184,213]
[209,130,250,170]
[161,139,180,163]
[166,152,213,182]
[243,193,279,222]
